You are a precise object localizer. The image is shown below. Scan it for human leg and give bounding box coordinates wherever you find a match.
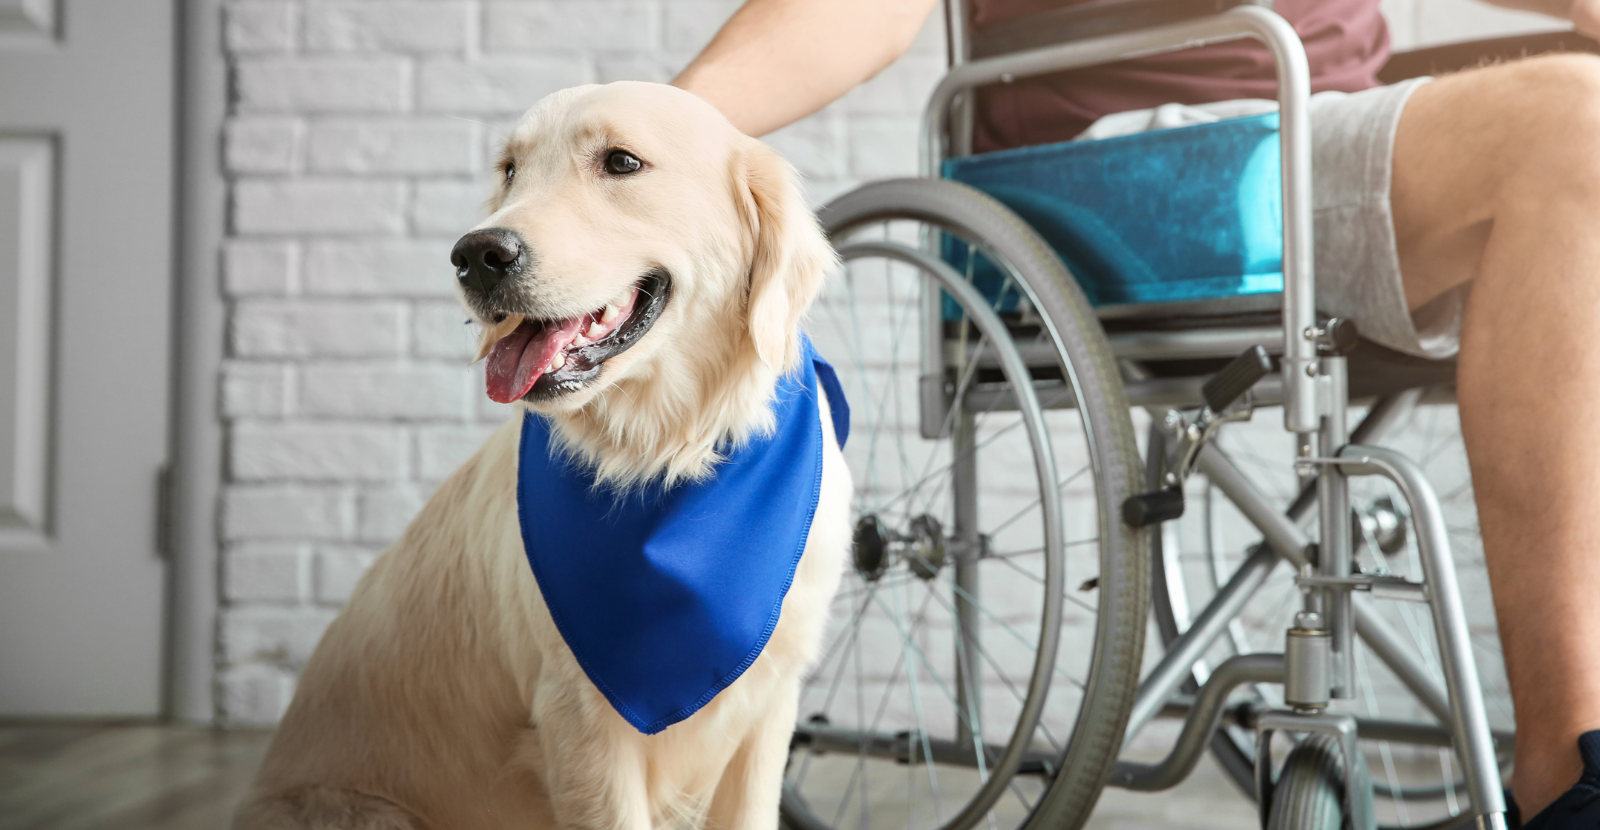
[1390,53,1600,818]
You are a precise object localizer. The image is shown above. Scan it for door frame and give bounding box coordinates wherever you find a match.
[168,0,226,723]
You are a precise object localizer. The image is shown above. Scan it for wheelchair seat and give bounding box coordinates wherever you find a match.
[940,108,1457,403]
[944,112,1285,309]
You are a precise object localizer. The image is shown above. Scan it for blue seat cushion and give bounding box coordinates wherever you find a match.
[941,113,1284,314]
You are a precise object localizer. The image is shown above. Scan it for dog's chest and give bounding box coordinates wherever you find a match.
[516,343,848,736]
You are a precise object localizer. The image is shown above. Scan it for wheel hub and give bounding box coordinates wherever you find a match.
[850,513,949,581]
[906,514,946,580]
[852,515,890,580]
[1357,496,1407,556]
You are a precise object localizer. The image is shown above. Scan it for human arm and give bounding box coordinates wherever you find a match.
[1475,0,1600,39]
[671,0,940,137]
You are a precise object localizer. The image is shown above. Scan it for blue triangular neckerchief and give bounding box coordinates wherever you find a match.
[516,336,848,734]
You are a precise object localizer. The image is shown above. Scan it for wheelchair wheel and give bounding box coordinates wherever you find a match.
[781,179,1147,830]
[1265,734,1372,830]
[1147,396,1513,827]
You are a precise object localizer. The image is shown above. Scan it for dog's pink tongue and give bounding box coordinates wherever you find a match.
[484,318,585,404]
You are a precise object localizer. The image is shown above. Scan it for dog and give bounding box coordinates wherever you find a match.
[233,81,851,830]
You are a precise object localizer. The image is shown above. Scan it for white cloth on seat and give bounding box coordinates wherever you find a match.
[1074,98,1279,141]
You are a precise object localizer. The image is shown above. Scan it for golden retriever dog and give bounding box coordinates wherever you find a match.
[233,81,850,830]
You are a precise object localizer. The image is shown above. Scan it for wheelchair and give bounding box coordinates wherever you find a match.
[778,2,1600,829]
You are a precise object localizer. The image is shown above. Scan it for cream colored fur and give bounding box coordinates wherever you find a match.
[233,82,850,830]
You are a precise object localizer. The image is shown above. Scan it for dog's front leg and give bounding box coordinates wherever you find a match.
[527,681,653,830]
[703,685,800,830]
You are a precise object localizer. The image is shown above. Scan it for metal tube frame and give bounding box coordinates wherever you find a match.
[1189,437,1460,725]
[1123,543,1278,743]
[1131,436,1501,812]
[919,4,1320,434]
[953,408,983,748]
[911,3,1506,825]
[1319,356,1355,698]
[1116,432,1506,824]
[1155,697,1514,750]
[1113,653,1286,791]
[1336,445,1508,825]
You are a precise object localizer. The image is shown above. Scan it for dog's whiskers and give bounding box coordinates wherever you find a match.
[606,380,640,409]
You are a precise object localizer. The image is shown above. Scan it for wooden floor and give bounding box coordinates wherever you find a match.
[0,722,1255,829]
[0,722,272,830]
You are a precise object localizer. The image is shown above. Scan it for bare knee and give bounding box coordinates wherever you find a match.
[1489,54,1600,197]
[1492,52,1600,113]
[1397,52,1600,226]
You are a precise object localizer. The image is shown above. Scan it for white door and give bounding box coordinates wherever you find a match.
[0,0,175,716]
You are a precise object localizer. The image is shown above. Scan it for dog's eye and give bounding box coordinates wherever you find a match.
[504,163,515,185]
[604,150,642,175]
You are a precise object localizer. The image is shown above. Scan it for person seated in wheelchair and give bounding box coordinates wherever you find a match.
[676,0,1600,827]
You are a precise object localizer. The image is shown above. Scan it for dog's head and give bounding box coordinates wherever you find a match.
[456,82,834,423]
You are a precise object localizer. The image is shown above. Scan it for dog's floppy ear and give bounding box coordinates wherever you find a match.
[736,139,837,373]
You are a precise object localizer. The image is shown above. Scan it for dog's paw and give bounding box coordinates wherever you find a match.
[233,785,428,830]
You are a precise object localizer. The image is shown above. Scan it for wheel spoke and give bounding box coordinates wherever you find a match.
[948,580,1086,692]
[988,464,1095,538]
[924,580,1067,754]
[824,595,920,828]
[866,591,972,720]
[807,582,884,724]
[899,578,946,825]
[985,553,1098,618]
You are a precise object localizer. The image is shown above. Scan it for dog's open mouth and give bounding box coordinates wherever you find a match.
[482,271,670,404]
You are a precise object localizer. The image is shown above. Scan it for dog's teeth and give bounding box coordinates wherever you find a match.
[474,313,526,363]
[587,321,606,338]
[550,352,566,371]
[601,304,619,324]
[572,333,590,348]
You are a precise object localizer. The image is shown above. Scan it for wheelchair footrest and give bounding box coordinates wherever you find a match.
[1123,488,1185,527]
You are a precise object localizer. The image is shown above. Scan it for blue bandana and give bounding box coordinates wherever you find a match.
[516,337,848,734]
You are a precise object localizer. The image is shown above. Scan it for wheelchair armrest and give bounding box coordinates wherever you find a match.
[969,0,1273,60]
[1377,30,1600,83]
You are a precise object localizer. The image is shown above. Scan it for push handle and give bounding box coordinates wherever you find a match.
[1201,345,1273,412]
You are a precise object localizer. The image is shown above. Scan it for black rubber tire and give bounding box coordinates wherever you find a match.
[1267,735,1360,830]
[798,178,1149,830]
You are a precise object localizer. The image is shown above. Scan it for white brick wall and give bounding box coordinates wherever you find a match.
[1383,0,1567,49]
[215,0,1552,725]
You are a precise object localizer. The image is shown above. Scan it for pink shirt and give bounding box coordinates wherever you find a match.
[969,0,1390,151]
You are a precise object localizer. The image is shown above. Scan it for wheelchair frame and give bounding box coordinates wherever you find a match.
[918,3,1507,828]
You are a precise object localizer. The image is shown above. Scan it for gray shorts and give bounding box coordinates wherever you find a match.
[1080,77,1451,358]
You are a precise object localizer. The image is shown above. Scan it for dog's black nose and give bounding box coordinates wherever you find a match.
[451,228,525,297]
